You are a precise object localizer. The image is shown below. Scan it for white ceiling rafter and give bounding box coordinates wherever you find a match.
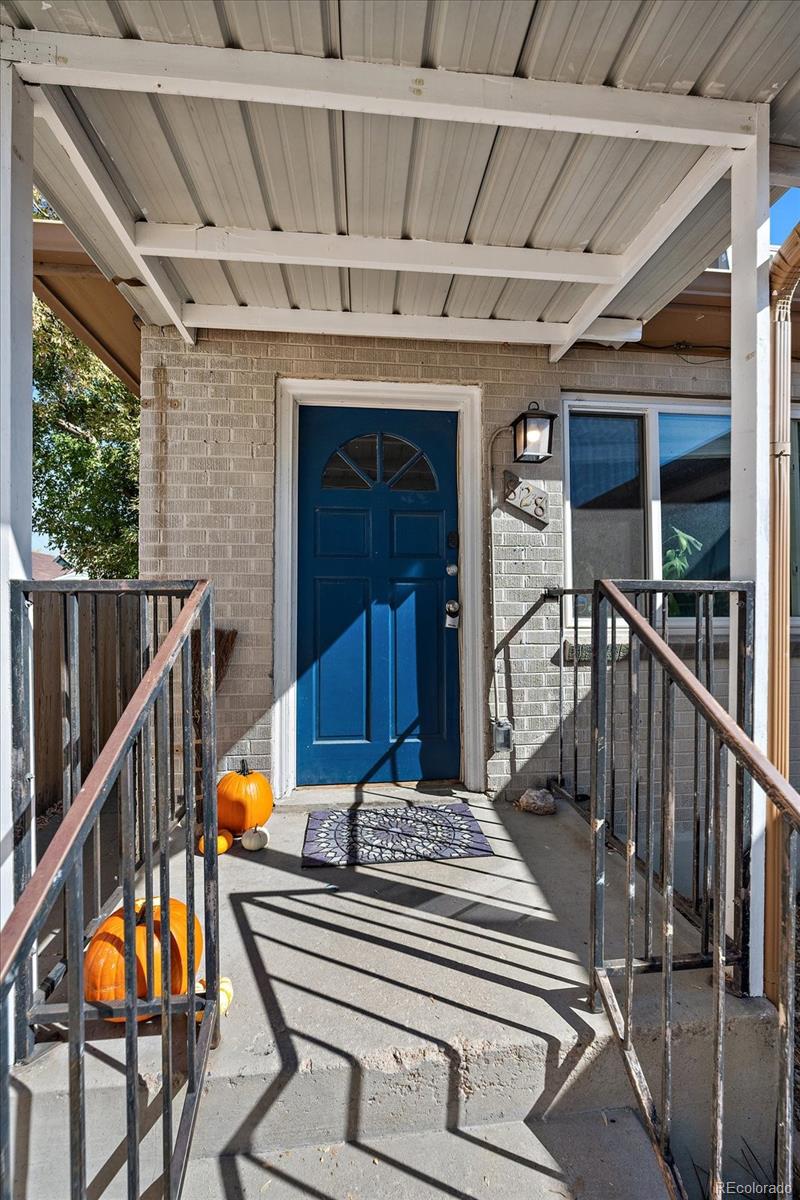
[550,145,735,363]
[134,223,624,284]
[30,85,195,345]
[769,142,800,189]
[0,25,766,353]
[0,27,759,148]
[181,306,642,346]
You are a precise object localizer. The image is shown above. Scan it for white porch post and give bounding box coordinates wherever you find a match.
[729,104,771,997]
[0,63,33,941]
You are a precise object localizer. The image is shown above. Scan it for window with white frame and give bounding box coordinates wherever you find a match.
[565,397,731,615]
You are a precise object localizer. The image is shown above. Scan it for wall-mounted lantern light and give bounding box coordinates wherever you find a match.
[511,402,558,464]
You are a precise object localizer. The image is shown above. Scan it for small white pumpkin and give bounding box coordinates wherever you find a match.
[241,826,269,852]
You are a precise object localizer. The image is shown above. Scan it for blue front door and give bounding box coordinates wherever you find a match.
[297,406,461,785]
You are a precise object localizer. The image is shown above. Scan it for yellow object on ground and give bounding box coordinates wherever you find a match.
[195,976,234,1021]
[197,828,234,856]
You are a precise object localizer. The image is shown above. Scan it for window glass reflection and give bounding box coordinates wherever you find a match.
[570,413,647,607]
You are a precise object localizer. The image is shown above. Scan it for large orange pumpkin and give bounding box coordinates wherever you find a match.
[217,759,273,834]
[84,897,202,1022]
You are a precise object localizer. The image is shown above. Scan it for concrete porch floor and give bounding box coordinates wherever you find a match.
[11,788,778,1199]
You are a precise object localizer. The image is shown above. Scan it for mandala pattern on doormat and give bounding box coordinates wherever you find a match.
[301,802,493,868]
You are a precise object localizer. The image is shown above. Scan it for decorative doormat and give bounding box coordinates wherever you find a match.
[301,802,494,868]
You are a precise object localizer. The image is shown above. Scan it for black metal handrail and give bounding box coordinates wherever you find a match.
[1,578,219,1200]
[589,578,798,1199]
[8,578,208,1062]
[545,579,754,990]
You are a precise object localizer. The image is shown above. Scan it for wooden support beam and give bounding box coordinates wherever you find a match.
[30,85,195,345]
[770,142,800,190]
[135,223,623,285]
[182,303,641,346]
[0,60,34,1046]
[1,26,758,147]
[0,63,32,584]
[729,103,771,999]
[549,145,735,363]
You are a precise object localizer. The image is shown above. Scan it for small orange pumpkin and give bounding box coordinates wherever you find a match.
[217,759,273,834]
[84,898,202,1022]
[198,828,234,856]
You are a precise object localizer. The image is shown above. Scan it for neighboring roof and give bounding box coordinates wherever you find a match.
[640,262,800,358]
[31,550,79,581]
[3,0,798,351]
[33,221,141,395]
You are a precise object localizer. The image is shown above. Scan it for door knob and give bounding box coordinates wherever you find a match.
[445,600,460,629]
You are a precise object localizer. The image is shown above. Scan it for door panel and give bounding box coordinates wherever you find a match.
[315,509,370,557]
[391,511,443,558]
[391,579,444,739]
[314,577,370,742]
[297,406,460,784]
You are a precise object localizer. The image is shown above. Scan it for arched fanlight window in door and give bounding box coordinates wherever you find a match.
[322,432,437,491]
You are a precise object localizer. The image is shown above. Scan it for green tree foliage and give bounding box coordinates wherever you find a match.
[32,298,139,578]
[32,188,59,220]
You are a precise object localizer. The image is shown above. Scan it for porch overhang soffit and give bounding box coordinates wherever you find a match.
[0,23,775,356]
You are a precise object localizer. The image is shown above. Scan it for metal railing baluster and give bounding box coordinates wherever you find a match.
[157,682,174,1197]
[777,813,797,1190]
[558,592,564,787]
[610,606,617,837]
[183,640,197,1091]
[645,592,656,961]
[692,594,703,915]
[140,595,156,1003]
[573,593,579,797]
[589,584,608,1012]
[66,589,85,1200]
[660,674,675,1159]
[90,593,102,919]
[114,593,124,878]
[168,595,177,821]
[660,593,668,884]
[66,590,82,819]
[624,610,639,1049]
[0,980,11,1200]
[66,857,85,1199]
[733,586,754,997]
[200,594,220,1045]
[120,749,140,1200]
[710,735,726,1200]
[702,592,714,957]
[11,583,34,1061]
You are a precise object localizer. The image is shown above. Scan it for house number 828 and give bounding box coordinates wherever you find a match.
[516,485,547,521]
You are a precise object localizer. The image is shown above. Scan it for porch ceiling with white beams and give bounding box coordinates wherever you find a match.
[1,0,798,359]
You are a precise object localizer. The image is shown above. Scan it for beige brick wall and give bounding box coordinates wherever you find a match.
[139,326,800,797]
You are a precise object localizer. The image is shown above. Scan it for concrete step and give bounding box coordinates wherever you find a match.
[184,1108,672,1199]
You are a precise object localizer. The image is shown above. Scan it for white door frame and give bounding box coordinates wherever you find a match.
[272,377,485,798]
